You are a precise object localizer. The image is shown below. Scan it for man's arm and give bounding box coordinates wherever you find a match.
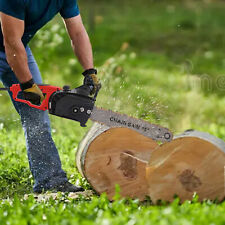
[0,12,32,83]
[64,15,94,70]
[0,12,44,105]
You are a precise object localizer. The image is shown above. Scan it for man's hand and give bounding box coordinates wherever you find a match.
[21,79,44,105]
[82,69,101,95]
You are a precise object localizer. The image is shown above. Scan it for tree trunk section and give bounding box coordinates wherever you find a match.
[146,130,225,203]
[76,123,158,200]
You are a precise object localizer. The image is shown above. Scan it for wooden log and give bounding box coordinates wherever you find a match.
[76,123,158,200]
[146,130,225,203]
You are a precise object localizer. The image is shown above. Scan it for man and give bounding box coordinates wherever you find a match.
[0,0,100,193]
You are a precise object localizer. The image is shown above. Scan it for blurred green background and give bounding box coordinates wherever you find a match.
[0,0,224,197]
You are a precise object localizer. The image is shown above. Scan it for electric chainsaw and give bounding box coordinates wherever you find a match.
[0,84,173,142]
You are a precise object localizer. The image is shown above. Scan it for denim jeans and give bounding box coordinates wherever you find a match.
[0,47,68,192]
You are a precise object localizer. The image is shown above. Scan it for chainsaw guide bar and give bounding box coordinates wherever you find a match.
[90,107,173,142]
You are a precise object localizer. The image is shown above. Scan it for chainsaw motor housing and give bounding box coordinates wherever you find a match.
[48,88,95,127]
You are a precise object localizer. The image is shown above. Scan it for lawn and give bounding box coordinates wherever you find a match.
[0,0,224,224]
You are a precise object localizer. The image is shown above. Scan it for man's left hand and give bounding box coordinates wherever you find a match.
[82,69,101,95]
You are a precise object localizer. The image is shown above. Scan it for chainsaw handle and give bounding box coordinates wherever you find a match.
[10,84,61,111]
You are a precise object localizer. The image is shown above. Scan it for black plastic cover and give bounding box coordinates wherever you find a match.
[49,90,95,127]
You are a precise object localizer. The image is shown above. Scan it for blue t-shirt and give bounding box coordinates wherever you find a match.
[0,0,80,51]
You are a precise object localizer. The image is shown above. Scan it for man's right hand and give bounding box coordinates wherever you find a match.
[20,79,44,105]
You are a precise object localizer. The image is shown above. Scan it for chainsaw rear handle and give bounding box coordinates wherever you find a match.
[9,84,61,111]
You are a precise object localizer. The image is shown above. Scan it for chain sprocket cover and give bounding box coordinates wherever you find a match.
[48,90,95,127]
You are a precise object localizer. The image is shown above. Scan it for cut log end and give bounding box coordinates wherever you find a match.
[147,131,225,203]
[76,123,158,200]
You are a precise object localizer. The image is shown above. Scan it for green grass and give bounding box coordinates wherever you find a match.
[0,0,225,224]
[1,195,225,225]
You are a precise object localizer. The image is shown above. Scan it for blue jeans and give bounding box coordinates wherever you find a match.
[0,47,68,192]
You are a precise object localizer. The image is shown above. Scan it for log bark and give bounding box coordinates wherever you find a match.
[76,123,158,200]
[146,130,225,203]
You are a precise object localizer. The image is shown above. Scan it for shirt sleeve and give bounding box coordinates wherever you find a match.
[60,0,80,19]
[0,0,25,20]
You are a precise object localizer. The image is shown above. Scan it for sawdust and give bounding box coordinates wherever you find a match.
[23,190,94,202]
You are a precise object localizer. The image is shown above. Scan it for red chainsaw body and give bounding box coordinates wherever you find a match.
[9,84,61,111]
